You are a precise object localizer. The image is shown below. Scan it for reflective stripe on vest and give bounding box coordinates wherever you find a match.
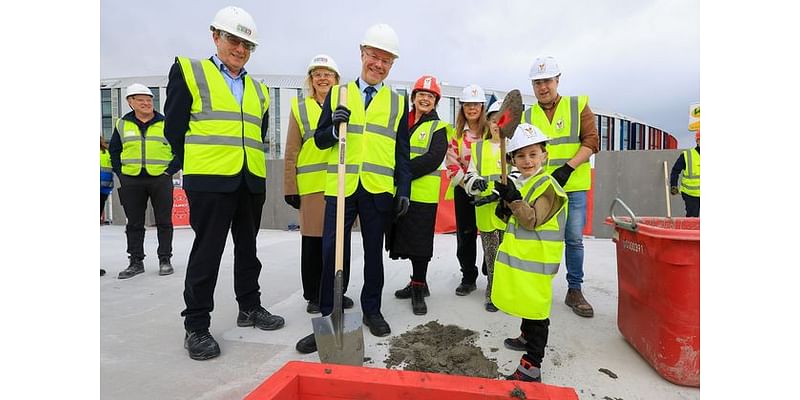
[116,118,172,176]
[681,148,700,196]
[291,95,328,195]
[491,172,568,320]
[177,57,269,178]
[522,95,590,192]
[472,140,507,232]
[325,81,403,197]
[409,120,446,203]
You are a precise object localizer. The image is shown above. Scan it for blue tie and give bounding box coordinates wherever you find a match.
[364,86,376,109]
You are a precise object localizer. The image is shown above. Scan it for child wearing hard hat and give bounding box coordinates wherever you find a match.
[490,123,568,382]
[462,99,509,312]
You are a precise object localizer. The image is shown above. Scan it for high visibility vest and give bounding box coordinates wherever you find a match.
[471,140,508,232]
[409,120,449,203]
[325,81,404,196]
[100,149,114,193]
[115,118,172,176]
[522,95,591,192]
[290,95,328,195]
[491,172,568,320]
[680,148,700,197]
[176,57,270,179]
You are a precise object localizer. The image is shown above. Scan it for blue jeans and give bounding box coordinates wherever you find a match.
[565,191,587,290]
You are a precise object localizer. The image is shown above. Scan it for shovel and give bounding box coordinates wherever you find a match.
[495,89,524,184]
[312,85,365,366]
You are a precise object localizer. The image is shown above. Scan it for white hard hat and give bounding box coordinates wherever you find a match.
[125,83,153,98]
[360,23,400,58]
[459,84,486,103]
[528,56,561,80]
[506,123,550,153]
[307,54,340,76]
[487,98,503,115]
[210,6,259,46]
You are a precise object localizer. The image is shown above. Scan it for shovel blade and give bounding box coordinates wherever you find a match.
[312,311,364,366]
[497,89,524,139]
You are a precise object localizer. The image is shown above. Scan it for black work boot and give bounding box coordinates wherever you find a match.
[411,281,427,315]
[118,257,144,279]
[395,277,430,299]
[184,330,220,361]
[158,257,174,276]
[455,281,477,296]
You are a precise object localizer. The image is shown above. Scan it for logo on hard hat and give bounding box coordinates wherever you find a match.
[538,63,546,72]
[314,57,327,63]
[423,77,432,89]
[555,119,564,130]
[471,89,477,97]
[236,24,252,35]
[522,124,535,138]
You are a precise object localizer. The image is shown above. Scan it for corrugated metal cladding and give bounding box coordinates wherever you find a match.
[99,74,675,153]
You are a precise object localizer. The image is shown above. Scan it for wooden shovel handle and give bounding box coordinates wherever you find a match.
[335,86,348,274]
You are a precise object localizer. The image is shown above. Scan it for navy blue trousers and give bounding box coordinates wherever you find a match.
[319,184,393,316]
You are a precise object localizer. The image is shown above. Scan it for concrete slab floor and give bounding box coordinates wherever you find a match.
[100,225,700,400]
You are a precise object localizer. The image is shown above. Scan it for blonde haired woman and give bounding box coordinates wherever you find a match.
[445,84,489,296]
[283,54,353,313]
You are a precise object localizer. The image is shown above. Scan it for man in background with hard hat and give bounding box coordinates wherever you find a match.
[109,83,179,280]
[295,23,411,354]
[164,6,285,361]
[670,131,700,217]
[522,56,599,318]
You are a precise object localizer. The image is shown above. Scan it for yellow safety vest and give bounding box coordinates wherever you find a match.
[290,95,329,195]
[326,81,403,196]
[491,172,568,320]
[409,120,449,203]
[522,96,591,191]
[680,148,700,197]
[176,57,270,178]
[115,118,172,176]
[471,140,508,232]
[100,149,112,171]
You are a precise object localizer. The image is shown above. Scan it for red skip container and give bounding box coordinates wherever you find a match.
[606,198,700,387]
[246,361,578,400]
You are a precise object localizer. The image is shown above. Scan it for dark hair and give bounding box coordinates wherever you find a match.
[100,135,109,151]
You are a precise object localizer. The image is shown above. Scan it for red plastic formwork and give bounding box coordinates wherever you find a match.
[606,215,700,387]
[246,361,579,400]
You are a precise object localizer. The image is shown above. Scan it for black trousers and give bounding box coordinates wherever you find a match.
[100,193,109,217]
[319,184,392,316]
[453,185,482,284]
[181,186,265,332]
[520,318,550,367]
[301,235,324,304]
[682,193,700,217]
[117,174,173,260]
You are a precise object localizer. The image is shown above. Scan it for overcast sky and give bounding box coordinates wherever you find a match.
[100,0,699,147]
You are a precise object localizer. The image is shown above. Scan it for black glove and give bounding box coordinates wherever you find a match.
[332,105,351,125]
[470,178,488,193]
[284,194,301,210]
[494,181,522,203]
[551,163,574,187]
[394,196,410,219]
[670,186,679,195]
[495,201,512,220]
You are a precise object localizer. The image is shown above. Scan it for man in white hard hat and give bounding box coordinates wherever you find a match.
[109,83,179,280]
[521,56,600,318]
[295,23,412,354]
[164,6,285,361]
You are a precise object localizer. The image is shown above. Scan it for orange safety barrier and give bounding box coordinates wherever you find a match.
[171,187,190,228]
[434,170,456,234]
[246,361,579,400]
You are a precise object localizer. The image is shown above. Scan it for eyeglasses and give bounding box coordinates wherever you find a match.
[363,49,394,67]
[311,71,336,79]
[218,30,257,52]
[461,102,483,109]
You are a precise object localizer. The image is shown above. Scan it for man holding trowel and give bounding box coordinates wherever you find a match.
[295,23,411,355]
